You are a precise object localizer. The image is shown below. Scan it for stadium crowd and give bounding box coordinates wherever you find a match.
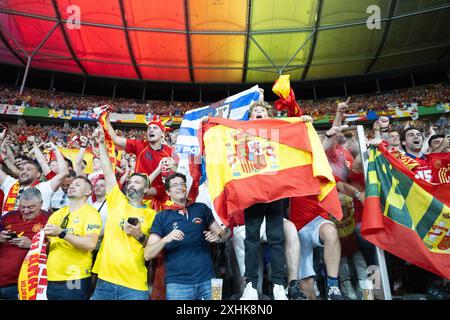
[0,85,449,301]
[1,83,449,117]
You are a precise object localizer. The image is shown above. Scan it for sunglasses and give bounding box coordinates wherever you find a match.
[60,213,70,229]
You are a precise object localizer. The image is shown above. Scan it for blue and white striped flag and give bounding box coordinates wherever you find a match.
[175,85,262,224]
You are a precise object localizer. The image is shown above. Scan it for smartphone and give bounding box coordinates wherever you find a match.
[127,217,139,226]
[6,232,17,239]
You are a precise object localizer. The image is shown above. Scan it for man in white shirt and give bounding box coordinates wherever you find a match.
[0,143,68,215]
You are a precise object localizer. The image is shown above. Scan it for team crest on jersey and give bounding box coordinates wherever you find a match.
[32,223,43,233]
[192,217,203,225]
[225,129,279,177]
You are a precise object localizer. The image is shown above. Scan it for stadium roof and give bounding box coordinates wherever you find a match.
[0,0,449,84]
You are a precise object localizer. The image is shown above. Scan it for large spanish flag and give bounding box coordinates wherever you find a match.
[203,117,342,225]
[361,144,450,279]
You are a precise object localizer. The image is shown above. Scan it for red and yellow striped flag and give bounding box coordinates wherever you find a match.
[94,105,117,171]
[18,231,47,300]
[203,117,342,225]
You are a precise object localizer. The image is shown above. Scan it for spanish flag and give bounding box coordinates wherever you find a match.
[272,75,303,117]
[203,117,342,225]
[94,105,117,171]
[362,145,450,279]
[52,147,94,174]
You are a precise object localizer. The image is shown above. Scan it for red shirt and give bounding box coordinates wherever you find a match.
[426,153,450,184]
[290,196,329,231]
[0,210,50,286]
[326,144,354,183]
[125,139,174,201]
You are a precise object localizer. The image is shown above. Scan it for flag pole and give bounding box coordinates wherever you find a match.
[356,125,392,300]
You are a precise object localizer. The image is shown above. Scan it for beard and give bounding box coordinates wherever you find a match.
[19,175,35,186]
[127,187,144,200]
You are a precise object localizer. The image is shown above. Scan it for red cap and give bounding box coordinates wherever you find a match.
[146,114,166,132]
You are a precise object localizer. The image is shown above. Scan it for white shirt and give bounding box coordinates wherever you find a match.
[1,175,55,215]
[51,187,69,211]
[88,197,108,236]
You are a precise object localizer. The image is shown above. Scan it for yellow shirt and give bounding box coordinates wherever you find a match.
[92,185,156,291]
[47,204,102,281]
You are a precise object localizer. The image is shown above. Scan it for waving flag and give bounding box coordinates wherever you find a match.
[94,105,117,171]
[203,117,342,225]
[18,231,47,300]
[175,86,262,223]
[272,75,303,117]
[361,145,450,279]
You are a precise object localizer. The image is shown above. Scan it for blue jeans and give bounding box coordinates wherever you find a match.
[166,280,212,300]
[0,284,19,300]
[47,277,91,300]
[91,279,148,300]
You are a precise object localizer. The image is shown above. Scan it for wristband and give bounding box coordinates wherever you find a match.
[325,132,333,138]
[59,230,67,239]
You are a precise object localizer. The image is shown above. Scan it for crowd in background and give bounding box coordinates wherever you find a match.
[0,82,449,117]
[0,83,449,301]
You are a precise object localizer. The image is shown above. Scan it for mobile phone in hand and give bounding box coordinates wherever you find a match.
[127,217,139,226]
[6,232,18,239]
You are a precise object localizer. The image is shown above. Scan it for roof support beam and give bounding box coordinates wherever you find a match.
[184,0,195,82]
[279,31,315,75]
[250,35,280,74]
[301,0,323,80]
[0,27,26,65]
[0,24,29,60]
[118,0,142,79]
[0,4,449,35]
[241,0,252,82]
[438,45,450,61]
[50,0,87,75]
[20,21,60,95]
[365,0,398,74]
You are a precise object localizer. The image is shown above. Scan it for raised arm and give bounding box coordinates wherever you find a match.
[74,136,88,177]
[0,140,20,178]
[103,115,126,149]
[94,127,117,193]
[31,139,51,176]
[47,142,69,192]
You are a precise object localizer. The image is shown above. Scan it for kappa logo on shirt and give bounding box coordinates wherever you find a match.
[192,218,203,225]
[145,151,153,161]
[87,224,101,231]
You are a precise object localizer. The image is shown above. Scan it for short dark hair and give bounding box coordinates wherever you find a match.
[67,169,77,178]
[74,176,93,193]
[429,134,445,146]
[129,173,149,188]
[16,155,33,162]
[22,160,42,174]
[164,172,187,191]
[64,158,73,169]
[402,126,421,142]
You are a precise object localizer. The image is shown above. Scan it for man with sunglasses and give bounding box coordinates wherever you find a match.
[145,173,229,300]
[43,176,101,300]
